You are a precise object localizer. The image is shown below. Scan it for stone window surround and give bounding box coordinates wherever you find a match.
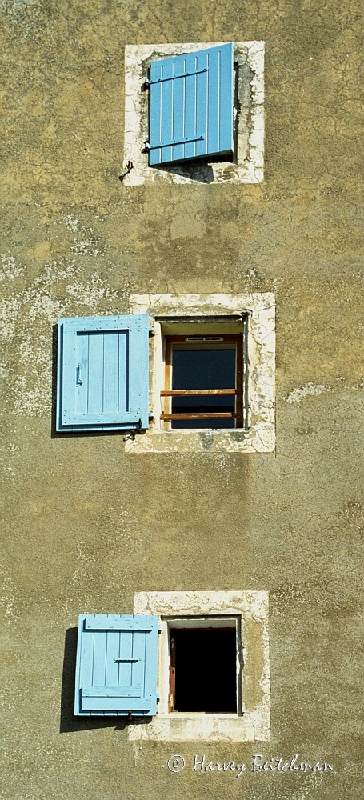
[129,591,270,743]
[123,41,264,186]
[125,293,275,454]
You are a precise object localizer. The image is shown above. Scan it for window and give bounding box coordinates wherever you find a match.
[72,592,270,739]
[168,617,241,714]
[129,591,270,743]
[126,293,275,454]
[162,331,243,430]
[123,42,264,185]
[56,294,275,449]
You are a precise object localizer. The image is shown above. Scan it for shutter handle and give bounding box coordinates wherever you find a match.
[114,658,139,663]
[76,365,82,385]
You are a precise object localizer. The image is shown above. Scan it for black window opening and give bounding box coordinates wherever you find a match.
[169,628,237,713]
[162,335,243,429]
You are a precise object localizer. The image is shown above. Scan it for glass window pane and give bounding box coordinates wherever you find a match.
[172,347,235,390]
[171,346,236,429]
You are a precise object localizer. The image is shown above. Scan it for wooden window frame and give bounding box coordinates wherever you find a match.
[161,334,243,429]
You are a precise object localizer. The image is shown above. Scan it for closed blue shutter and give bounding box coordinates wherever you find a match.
[74,614,159,716]
[148,43,234,166]
[57,314,149,431]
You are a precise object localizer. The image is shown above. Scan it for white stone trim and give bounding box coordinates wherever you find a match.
[125,293,275,454]
[123,42,264,185]
[129,591,270,742]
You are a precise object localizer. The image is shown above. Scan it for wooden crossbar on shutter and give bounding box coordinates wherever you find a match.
[74,614,159,716]
[56,314,149,431]
[148,43,234,165]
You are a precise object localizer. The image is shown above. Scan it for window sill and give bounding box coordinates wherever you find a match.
[128,714,256,742]
[124,425,274,454]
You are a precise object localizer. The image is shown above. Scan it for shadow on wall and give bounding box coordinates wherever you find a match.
[59,628,152,733]
[157,161,216,183]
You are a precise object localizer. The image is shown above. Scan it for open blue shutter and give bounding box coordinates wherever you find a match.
[74,614,159,716]
[148,43,234,166]
[57,314,149,431]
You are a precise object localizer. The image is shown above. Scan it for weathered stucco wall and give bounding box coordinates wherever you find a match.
[1,1,363,799]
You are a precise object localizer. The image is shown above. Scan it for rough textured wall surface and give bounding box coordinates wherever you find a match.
[1,1,363,799]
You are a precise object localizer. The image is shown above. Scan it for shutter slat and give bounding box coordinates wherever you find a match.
[92,630,107,689]
[131,631,147,698]
[105,629,120,688]
[119,630,133,687]
[87,332,104,414]
[219,43,234,152]
[184,53,198,160]
[195,51,208,158]
[207,47,219,154]
[102,331,119,413]
[161,58,173,164]
[149,59,162,164]
[171,55,185,162]
[149,43,233,166]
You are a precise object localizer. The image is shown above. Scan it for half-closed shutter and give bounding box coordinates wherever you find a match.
[148,43,234,166]
[74,614,159,716]
[57,314,149,431]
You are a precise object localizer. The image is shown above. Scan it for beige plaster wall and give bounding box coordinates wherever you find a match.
[1,1,363,799]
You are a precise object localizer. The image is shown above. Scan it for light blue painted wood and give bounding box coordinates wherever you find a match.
[74,614,159,716]
[82,686,142,698]
[56,314,149,431]
[81,694,153,713]
[84,614,153,631]
[149,43,234,165]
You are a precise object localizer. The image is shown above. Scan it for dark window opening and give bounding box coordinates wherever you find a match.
[161,335,243,429]
[169,628,237,713]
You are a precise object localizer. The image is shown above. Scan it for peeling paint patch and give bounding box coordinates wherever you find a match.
[1,254,126,418]
[286,382,328,404]
[0,0,36,8]
[70,238,100,256]
[0,254,23,282]
[64,215,79,233]
[0,297,22,339]
[66,277,118,308]
[0,569,18,622]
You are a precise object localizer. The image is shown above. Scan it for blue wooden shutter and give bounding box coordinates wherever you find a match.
[148,43,234,166]
[57,314,149,431]
[74,614,159,716]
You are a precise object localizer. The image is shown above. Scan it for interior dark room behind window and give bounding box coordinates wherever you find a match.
[170,628,237,712]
